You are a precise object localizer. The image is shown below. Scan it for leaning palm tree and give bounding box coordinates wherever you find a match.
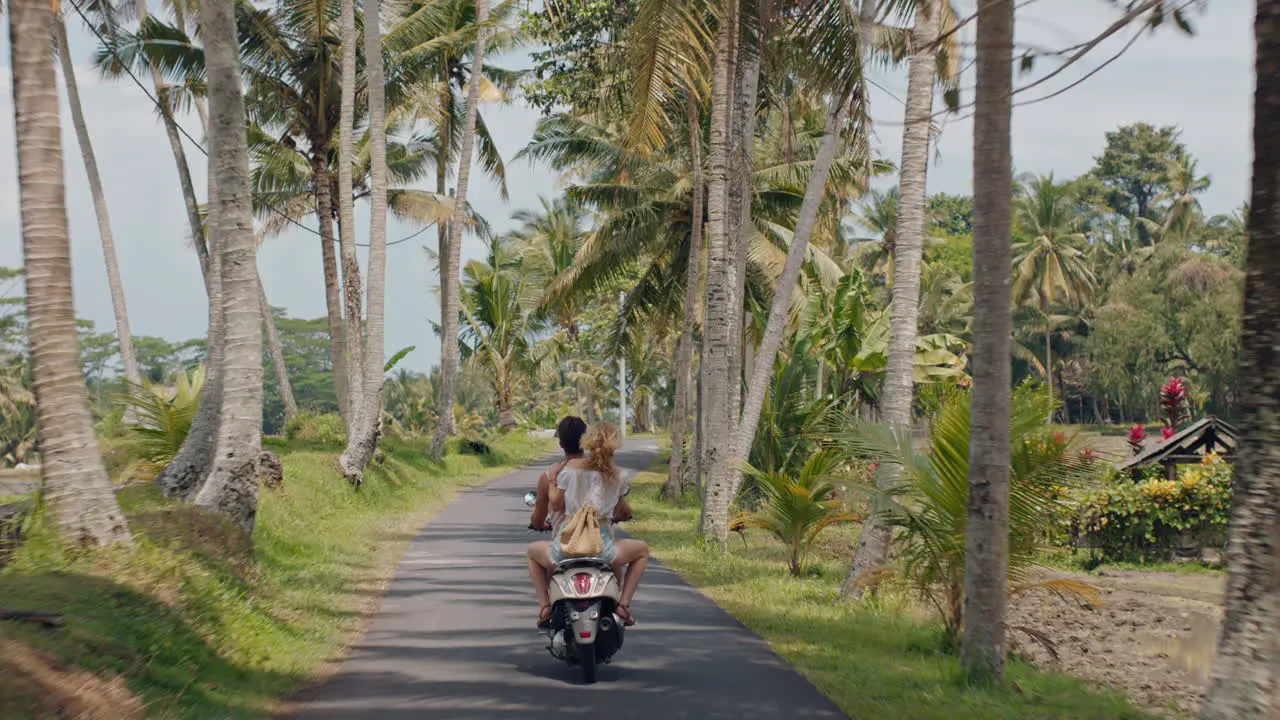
[432,0,493,459]
[192,0,263,532]
[1155,155,1211,243]
[1012,173,1097,418]
[9,0,131,546]
[54,9,142,388]
[338,0,392,484]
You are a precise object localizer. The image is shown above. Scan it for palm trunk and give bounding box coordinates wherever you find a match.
[336,0,363,427]
[692,359,705,495]
[704,95,850,547]
[1201,5,1280,716]
[259,275,296,421]
[55,17,141,388]
[10,0,131,546]
[960,0,1015,686]
[664,94,705,501]
[158,170,223,501]
[312,151,350,424]
[845,0,940,597]
[194,0,264,533]
[697,0,740,542]
[338,0,389,484]
[431,0,490,460]
[435,117,455,438]
[1045,314,1054,423]
[726,10,759,429]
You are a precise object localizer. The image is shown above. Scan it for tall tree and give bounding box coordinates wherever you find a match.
[697,0,741,540]
[337,0,363,423]
[54,13,142,389]
[193,0,264,531]
[1201,3,1280,715]
[339,0,390,483]
[1088,122,1188,245]
[432,0,491,459]
[845,0,941,597]
[259,275,297,421]
[664,94,705,500]
[1012,173,1095,418]
[9,0,131,546]
[960,0,1014,685]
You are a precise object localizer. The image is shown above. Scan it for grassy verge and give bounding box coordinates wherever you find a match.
[625,455,1156,720]
[0,434,551,719]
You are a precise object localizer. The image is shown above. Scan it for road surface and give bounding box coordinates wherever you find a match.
[294,440,847,719]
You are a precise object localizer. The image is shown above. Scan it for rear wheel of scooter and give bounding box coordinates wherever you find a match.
[578,641,597,684]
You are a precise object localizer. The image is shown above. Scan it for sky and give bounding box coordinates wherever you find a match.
[0,0,1253,374]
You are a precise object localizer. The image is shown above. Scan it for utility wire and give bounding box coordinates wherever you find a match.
[66,0,438,249]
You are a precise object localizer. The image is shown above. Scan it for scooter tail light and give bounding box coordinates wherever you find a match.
[572,573,593,594]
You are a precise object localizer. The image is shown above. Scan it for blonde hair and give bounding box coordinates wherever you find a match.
[582,422,621,485]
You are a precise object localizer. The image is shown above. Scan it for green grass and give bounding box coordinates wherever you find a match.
[0,434,552,719]
[626,457,1157,720]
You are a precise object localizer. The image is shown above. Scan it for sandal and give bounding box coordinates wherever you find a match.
[616,603,636,627]
[537,604,553,629]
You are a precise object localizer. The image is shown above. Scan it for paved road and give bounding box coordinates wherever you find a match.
[296,441,847,720]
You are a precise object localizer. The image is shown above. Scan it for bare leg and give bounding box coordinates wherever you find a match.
[610,539,650,624]
[527,540,554,622]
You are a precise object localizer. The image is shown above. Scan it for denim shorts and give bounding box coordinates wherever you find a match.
[549,526,618,564]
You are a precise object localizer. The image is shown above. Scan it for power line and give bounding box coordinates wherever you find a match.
[66,0,438,249]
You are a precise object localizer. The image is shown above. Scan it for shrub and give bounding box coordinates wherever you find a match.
[1071,453,1232,562]
[831,383,1100,647]
[736,450,861,575]
[284,412,346,447]
[117,366,204,481]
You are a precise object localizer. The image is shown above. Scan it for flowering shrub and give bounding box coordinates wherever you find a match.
[1071,453,1233,562]
[1160,376,1190,432]
[1127,424,1146,455]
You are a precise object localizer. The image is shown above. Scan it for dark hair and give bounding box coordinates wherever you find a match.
[556,416,587,454]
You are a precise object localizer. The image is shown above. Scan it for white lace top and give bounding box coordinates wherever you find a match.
[553,466,628,536]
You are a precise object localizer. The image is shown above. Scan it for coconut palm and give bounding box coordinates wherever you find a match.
[192,0,263,532]
[338,0,392,484]
[1156,155,1211,243]
[1012,173,1097,419]
[433,0,493,458]
[54,10,142,388]
[1203,7,1280,716]
[8,0,131,546]
[830,385,1099,649]
[458,236,546,430]
[963,0,1015,684]
[737,450,860,576]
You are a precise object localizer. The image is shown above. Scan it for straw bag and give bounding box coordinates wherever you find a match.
[559,504,604,558]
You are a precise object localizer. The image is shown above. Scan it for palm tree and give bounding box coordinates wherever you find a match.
[850,186,901,284]
[193,0,264,532]
[961,0,1015,685]
[845,0,943,599]
[432,0,492,459]
[1012,173,1096,419]
[54,11,142,389]
[337,0,363,420]
[459,237,545,430]
[9,0,131,546]
[339,0,391,484]
[1201,4,1280,716]
[511,197,594,417]
[1156,155,1211,243]
[665,95,704,499]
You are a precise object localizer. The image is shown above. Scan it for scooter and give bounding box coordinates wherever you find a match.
[523,490,626,684]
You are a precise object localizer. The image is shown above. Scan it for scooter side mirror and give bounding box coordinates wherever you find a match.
[523,490,538,508]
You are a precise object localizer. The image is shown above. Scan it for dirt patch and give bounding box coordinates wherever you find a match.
[1008,569,1224,718]
[0,638,145,719]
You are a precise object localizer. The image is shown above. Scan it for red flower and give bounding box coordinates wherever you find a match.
[1054,431,1066,445]
[1161,426,1175,440]
[1128,424,1146,444]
